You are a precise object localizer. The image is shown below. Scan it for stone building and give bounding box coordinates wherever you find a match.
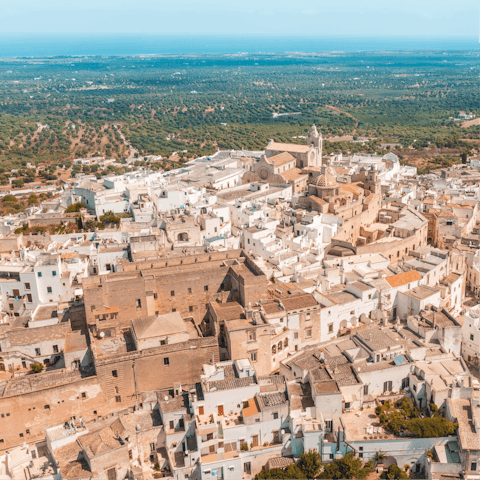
[83,249,268,331]
[265,125,323,169]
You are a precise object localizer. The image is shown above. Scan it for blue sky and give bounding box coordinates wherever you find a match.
[3,0,479,36]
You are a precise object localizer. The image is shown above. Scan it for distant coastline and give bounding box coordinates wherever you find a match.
[0,34,478,58]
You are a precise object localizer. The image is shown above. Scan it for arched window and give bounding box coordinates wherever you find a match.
[284,338,288,348]
[272,345,276,355]
[278,341,283,352]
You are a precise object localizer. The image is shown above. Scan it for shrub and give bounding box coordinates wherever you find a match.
[31,362,44,373]
[380,464,408,479]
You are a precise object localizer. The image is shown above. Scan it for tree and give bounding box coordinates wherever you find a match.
[298,450,322,479]
[12,179,24,188]
[2,195,17,203]
[318,453,374,480]
[100,211,121,226]
[381,464,408,479]
[406,417,458,438]
[256,465,304,479]
[31,362,44,374]
[28,194,38,205]
[65,202,85,213]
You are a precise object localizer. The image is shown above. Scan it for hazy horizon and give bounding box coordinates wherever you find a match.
[2,0,479,37]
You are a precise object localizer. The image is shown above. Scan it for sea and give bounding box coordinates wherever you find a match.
[0,34,478,58]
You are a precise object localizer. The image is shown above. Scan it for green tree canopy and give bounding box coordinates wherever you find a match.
[318,453,374,480]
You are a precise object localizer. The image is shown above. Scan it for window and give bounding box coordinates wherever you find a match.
[150,443,156,452]
[368,294,372,300]
[344,402,351,409]
[81,392,86,399]
[248,331,256,342]
[35,348,41,356]
[306,328,312,338]
[413,384,417,392]
[329,454,334,460]
[153,293,157,299]
[172,308,176,312]
[470,334,474,341]
[160,340,166,345]
[188,287,192,294]
[171,290,175,296]
[106,264,111,271]
[189,306,193,312]
[112,370,118,377]
[19,433,24,438]
[294,332,299,339]
[37,272,42,277]
[24,283,31,290]
[52,270,57,276]
[250,351,257,362]
[328,323,333,333]
[136,299,141,308]
[9,304,13,310]
[273,412,278,420]
[93,267,97,274]
[164,357,170,366]
[26,294,32,303]
[471,463,477,471]
[364,385,368,395]
[47,286,52,293]
[44,405,50,409]
[115,396,121,403]
[204,285,208,292]
[53,345,59,353]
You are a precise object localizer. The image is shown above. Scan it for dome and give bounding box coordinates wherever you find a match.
[325,165,337,177]
[314,174,338,187]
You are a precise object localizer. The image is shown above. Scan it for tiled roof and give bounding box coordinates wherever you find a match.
[281,167,308,182]
[267,141,310,153]
[206,375,256,392]
[447,398,478,450]
[267,152,295,166]
[340,183,364,195]
[266,457,295,469]
[385,270,422,288]
[258,391,288,409]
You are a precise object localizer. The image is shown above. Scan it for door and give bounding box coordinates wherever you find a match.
[12,289,20,297]
[217,405,224,415]
[244,462,251,475]
[273,430,280,444]
[252,435,259,447]
[106,468,117,480]
[199,406,204,415]
[209,445,215,453]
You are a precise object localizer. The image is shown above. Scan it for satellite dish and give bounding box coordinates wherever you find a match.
[99,331,105,338]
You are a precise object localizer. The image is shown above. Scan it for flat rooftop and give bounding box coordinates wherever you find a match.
[343,406,400,441]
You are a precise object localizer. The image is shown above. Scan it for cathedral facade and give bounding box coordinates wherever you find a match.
[264,125,323,169]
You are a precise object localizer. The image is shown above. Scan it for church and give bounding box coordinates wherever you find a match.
[242,125,323,193]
